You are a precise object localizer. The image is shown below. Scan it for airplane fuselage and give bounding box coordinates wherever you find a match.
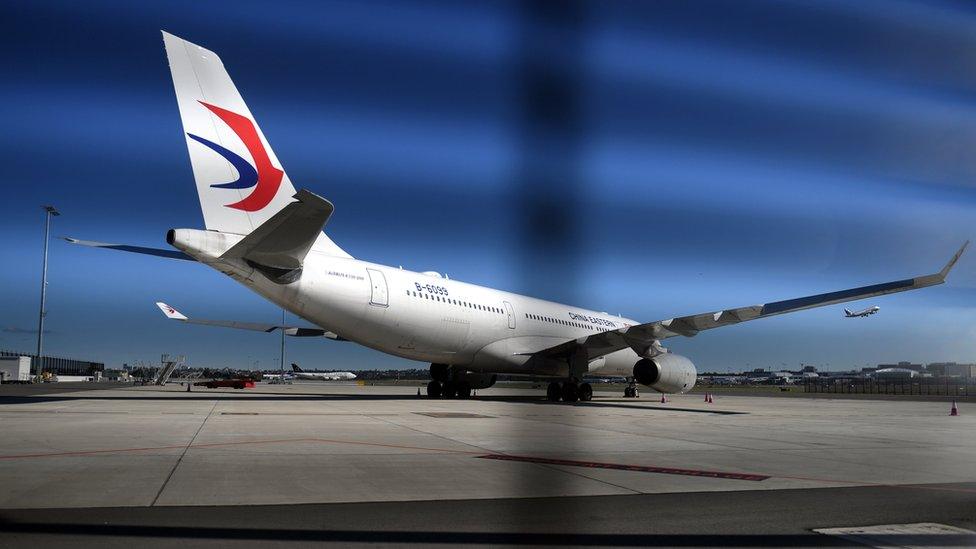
[292,371,356,381]
[179,235,644,379]
[271,253,644,378]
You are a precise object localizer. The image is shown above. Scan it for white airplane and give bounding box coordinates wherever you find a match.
[291,363,356,381]
[67,32,968,403]
[845,306,880,317]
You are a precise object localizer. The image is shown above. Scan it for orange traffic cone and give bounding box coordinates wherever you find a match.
[950,400,959,416]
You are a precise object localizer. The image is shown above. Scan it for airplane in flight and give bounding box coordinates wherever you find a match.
[291,363,357,381]
[67,32,968,403]
[845,306,880,317]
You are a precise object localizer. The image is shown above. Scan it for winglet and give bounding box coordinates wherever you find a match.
[939,240,969,280]
[155,302,188,321]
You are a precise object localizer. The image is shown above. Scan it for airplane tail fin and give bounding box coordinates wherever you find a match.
[291,363,303,373]
[161,31,349,258]
[844,309,852,316]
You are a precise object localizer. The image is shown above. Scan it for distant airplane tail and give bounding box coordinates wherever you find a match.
[844,308,853,317]
[161,31,348,258]
[291,363,303,373]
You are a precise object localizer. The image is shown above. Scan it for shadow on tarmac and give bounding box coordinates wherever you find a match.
[1,484,974,546]
[0,521,866,546]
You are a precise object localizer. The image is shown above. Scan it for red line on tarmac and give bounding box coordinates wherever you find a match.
[0,438,316,460]
[476,454,770,481]
[0,437,483,461]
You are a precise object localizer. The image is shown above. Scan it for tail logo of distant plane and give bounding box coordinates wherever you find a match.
[186,101,283,212]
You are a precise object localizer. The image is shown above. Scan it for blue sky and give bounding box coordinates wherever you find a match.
[2,0,976,372]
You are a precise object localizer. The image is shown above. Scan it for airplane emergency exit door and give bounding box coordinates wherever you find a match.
[367,269,388,307]
[503,301,515,329]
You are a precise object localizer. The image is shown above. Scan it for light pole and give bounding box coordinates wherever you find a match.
[280,308,286,383]
[36,205,59,383]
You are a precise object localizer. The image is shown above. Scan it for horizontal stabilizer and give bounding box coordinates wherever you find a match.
[64,238,195,261]
[155,302,344,340]
[222,189,334,281]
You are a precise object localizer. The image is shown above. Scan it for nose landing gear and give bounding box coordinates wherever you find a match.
[623,378,640,398]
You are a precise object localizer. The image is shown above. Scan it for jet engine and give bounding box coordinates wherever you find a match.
[633,354,697,394]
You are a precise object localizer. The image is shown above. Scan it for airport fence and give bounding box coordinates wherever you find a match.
[804,378,973,396]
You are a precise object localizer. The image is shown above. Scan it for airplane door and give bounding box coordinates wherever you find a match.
[503,301,516,329]
[366,269,388,307]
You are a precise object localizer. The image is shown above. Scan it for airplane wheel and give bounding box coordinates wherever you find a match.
[579,382,593,402]
[562,382,579,403]
[442,381,458,399]
[427,380,442,398]
[546,382,562,402]
[456,381,472,399]
[430,363,450,383]
[623,386,635,398]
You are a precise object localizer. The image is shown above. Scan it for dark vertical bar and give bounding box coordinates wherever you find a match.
[510,1,588,522]
[515,0,586,303]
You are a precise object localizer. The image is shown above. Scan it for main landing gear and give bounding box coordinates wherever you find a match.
[426,379,472,399]
[546,380,593,403]
[623,377,640,398]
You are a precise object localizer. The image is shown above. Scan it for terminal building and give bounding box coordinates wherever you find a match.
[876,361,924,372]
[0,349,104,378]
[926,362,976,378]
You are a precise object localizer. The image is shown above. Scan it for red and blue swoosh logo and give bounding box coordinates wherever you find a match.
[187,101,283,212]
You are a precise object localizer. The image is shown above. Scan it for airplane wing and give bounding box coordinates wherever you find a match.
[537,241,967,359]
[155,302,345,340]
[64,238,195,261]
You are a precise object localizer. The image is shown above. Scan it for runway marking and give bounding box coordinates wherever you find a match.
[476,454,770,481]
[814,522,976,547]
[413,412,495,418]
[0,437,482,461]
[152,399,218,505]
[0,438,316,460]
[219,412,400,416]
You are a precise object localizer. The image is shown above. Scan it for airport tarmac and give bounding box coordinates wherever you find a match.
[0,382,974,546]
